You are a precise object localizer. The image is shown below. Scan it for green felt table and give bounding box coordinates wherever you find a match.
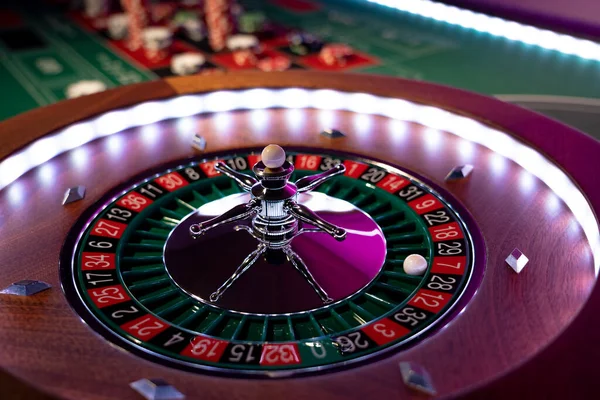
[1,0,599,130]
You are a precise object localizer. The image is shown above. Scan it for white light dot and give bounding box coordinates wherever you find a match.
[423,128,443,153]
[285,109,305,131]
[353,114,372,134]
[106,134,125,156]
[37,163,56,184]
[250,109,269,131]
[388,119,409,141]
[176,117,196,135]
[318,110,336,128]
[545,192,561,215]
[70,147,89,169]
[490,153,507,176]
[7,181,25,207]
[141,124,160,146]
[458,140,475,160]
[213,112,233,131]
[518,171,536,194]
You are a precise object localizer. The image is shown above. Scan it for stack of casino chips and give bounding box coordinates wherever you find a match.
[257,55,291,72]
[228,34,260,67]
[204,0,234,52]
[319,43,354,66]
[142,26,173,61]
[121,0,149,51]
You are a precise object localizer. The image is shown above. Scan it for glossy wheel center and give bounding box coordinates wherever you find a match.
[164,192,387,314]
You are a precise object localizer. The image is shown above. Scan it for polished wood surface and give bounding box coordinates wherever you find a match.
[0,73,598,399]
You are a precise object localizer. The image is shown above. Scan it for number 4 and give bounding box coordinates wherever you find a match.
[164,332,186,347]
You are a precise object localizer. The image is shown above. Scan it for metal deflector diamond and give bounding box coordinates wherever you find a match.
[506,248,529,273]
[445,165,473,181]
[320,129,345,138]
[0,280,51,296]
[191,134,207,151]
[399,361,437,396]
[63,186,86,205]
[130,378,185,400]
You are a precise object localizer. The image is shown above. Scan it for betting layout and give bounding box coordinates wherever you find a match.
[68,0,378,82]
[61,149,477,374]
[2,0,600,121]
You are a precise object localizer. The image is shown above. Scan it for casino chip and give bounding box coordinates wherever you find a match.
[171,53,206,76]
[257,54,291,72]
[319,43,354,66]
[142,26,173,61]
[287,32,323,55]
[107,13,128,40]
[226,34,259,51]
[65,80,107,99]
[232,49,257,67]
[182,18,204,42]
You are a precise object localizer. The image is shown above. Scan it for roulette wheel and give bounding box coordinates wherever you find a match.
[0,71,599,399]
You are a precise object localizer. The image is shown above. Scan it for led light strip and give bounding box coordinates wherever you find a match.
[367,0,600,61]
[0,88,598,274]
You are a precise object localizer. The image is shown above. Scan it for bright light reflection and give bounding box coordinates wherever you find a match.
[37,163,55,184]
[279,89,310,108]
[347,93,378,115]
[141,124,160,146]
[204,91,238,112]
[545,192,561,215]
[423,128,443,153]
[166,95,203,117]
[212,112,232,131]
[7,181,24,207]
[176,117,196,135]
[490,153,508,176]
[131,102,165,125]
[312,90,345,110]
[95,112,129,137]
[250,109,269,131]
[458,140,475,160]
[285,109,305,130]
[518,171,536,194]
[242,89,275,109]
[0,152,30,187]
[366,0,600,61]
[353,114,372,134]
[318,110,336,128]
[106,134,125,156]
[380,98,416,120]
[388,119,408,142]
[70,147,89,169]
[27,137,60,165]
